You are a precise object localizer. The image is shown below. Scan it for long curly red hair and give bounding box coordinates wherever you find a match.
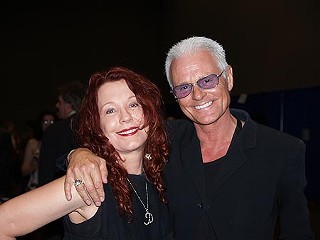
[72,66,169,219]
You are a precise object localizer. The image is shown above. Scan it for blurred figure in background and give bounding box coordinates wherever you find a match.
[3,120,22,161]
[0,119,23,200]
[0,119,17,202]
[21,110,56,192]
[38,81,86,186]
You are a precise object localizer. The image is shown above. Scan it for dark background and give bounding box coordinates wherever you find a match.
[2,0,319,126]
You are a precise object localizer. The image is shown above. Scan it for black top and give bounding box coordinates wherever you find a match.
[63,174,173,240]
[193,117,242,240]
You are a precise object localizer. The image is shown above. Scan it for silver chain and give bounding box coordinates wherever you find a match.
[127,177,154,225]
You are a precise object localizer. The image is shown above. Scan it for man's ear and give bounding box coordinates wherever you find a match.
[66,102,74,113]
[226,65,234,91]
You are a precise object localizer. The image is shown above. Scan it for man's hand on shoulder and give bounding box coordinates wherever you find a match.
[64,148,107,206]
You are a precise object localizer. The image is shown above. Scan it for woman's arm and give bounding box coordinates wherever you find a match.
[0,176,90,239]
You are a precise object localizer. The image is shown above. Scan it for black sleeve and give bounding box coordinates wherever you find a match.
[38,119,76,186]
[55,153,68,172]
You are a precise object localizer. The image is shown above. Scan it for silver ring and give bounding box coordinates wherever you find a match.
[74,179,83,187]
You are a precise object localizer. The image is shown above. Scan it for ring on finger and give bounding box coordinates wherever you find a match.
[74,179,84,187]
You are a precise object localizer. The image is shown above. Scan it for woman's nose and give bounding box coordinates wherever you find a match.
[120,109,133,122]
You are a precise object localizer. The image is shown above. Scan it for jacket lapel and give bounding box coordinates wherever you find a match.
[207,112,257,200]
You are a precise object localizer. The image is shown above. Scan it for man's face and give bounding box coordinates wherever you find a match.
[170,49,233,125]
[55,95,72,119]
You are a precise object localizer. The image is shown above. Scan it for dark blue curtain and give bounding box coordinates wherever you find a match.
[231,87,320,202]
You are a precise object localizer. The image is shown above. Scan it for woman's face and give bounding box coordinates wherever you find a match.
[97,79,148,156]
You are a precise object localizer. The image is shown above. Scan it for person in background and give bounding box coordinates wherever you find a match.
[2,120,23,197]
[2,120,22,161]
[19,110,56,240]
[0,66,172,240]
[38,81,86,186]
[21,110,56,192]
[37,81,85,240]
[63,36,315,239]
[0,119,17,202]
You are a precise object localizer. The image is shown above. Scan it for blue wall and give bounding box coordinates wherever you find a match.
[231,87,320,202]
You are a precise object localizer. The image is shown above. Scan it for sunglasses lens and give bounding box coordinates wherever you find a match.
[197,74,219,89]
[173,84,192,99]
[172,72,221,99]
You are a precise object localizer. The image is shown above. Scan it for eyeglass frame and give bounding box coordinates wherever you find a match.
[42,120,55,125]
[170,70,225,99]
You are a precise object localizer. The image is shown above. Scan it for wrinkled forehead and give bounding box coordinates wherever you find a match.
[170,50,219,84]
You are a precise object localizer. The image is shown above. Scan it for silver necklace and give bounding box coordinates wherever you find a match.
[127,177,154,225]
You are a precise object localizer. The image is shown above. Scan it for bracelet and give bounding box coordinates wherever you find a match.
[67,149,76,166]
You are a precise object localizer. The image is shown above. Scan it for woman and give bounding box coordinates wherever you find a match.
[0,66,172,240]
[21,110,56,191]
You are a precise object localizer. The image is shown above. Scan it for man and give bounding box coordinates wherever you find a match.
[37,81,85,240]
[62,37,314,239]
[38,81,85,186]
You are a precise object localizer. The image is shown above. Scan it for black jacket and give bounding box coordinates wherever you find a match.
[164,109,314,240]
[39,116,77,186]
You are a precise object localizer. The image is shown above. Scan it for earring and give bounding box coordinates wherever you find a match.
[145,153,152,160]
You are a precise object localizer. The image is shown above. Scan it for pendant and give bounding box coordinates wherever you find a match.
[144,210,154,225]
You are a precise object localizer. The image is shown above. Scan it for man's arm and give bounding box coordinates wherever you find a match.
[278,140,315,239]
[64,148,108,206]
